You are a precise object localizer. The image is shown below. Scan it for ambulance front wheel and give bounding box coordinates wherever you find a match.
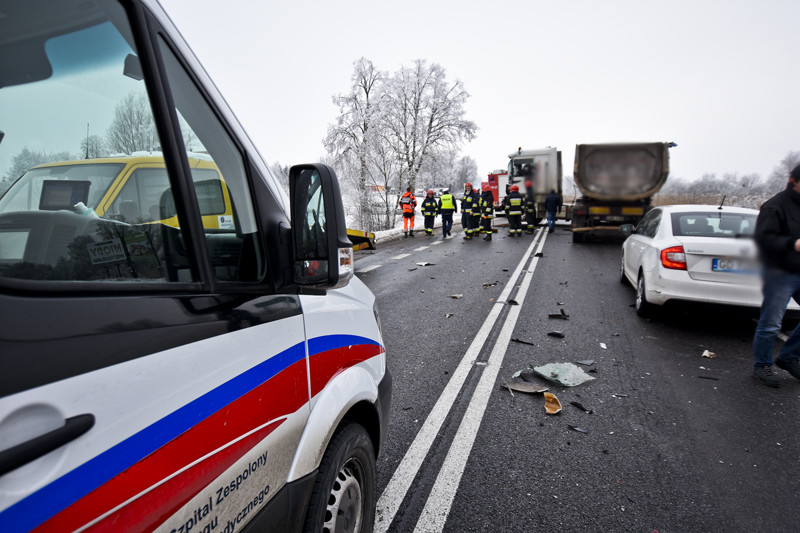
[304,422,376,533]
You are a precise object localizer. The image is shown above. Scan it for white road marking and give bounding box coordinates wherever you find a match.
[375,228,544,533]
[413,230,548,533]
[356,264,382,274]
[414,246,429,252]
[391,253,411,260]
[430,241,443,246]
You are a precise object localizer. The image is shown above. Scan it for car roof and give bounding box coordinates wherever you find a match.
[655,204,759,215]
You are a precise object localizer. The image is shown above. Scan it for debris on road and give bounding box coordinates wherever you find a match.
[535,252,543,258]
[502,268,509,272]
[502,381,549,394]
[475,361,488,366]
[544,392,562,414]
[702,349,717,359]
[600,343,608,350]
[416,262,435,266]
[570,401,593,414]
[483,282,498,289]
[567,425,589,433]
[408,267,417,271]
[612,393,628,398]
[698,375,719,381]
[420,289,425,293]
[445,313,454,318]
[511,338,536,346]
[507,299,519,306]
[534,363,596,387]
[557,301,565,305]
[450,294,463,299]
[547,331,565,338]
[575,360,595,366]
[548,308,570,319]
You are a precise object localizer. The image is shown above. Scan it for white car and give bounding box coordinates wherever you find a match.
[620,204,797,316]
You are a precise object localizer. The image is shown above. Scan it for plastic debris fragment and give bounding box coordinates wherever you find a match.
[483,282,498,289]
[544,392,562,414]
[548,308,569,319]
[511,338,536,346]
[612,393,628,398]
[575,360,595,366]
[450,294,463,299]
[698,375,719,380]
[570,401,593,414]
[533,363,596,387]
[507,299,519,306]
[535,252,543,257]
[547,331,565,338]
[702,350,716,358]
[502,381,548,394]
[568,425,589,433]
[445,313,454,318]
[600,343,607,350]
[416,262,435,266]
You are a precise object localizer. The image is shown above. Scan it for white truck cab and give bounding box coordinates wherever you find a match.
[0,1,390,532]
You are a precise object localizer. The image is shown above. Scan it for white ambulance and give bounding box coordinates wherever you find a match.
[0,1,391,532]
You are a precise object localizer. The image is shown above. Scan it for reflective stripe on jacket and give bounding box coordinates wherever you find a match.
[421,198,438,216]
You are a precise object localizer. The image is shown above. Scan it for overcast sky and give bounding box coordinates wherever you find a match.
[159,0,799,183]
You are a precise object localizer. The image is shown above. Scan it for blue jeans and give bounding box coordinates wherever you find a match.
[546,210,556,230]
[753,268,800,367]
[442,213,453,236]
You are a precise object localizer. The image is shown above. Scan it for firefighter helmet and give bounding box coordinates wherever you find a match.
[465,182,472,189]
[509,184,519,192]
[524,180,533,189]
[482,183,491,192]
[427,189,434,196]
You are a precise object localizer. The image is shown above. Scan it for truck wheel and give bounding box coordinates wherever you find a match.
[304,422,376,533]
[635,273,651,318]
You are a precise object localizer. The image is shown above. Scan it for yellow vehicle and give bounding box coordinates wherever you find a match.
[0,155,235,229]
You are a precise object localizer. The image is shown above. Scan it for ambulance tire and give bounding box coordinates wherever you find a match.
[303,422,376,533]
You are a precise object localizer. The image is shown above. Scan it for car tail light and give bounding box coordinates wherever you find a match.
[661,246,687,270]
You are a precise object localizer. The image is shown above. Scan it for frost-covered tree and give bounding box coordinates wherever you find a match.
[765,150,800,192]
[454,155,478,189]
[324,58,384,230]
[106,92,157,154]
[1,147,73,193]
[383,60,476,192]
[79,135,106,159]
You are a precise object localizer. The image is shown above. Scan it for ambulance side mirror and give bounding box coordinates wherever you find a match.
[289,163,353,289]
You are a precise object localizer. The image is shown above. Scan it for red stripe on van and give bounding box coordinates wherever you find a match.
[308,344,385,397]
[34,359,307,533]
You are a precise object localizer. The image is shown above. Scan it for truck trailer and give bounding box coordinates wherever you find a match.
[571,142,674,243]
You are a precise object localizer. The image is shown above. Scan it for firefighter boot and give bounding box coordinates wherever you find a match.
[409,230,415,237]
[404,231,408,238]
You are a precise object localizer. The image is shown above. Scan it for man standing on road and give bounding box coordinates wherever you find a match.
[399,186,417,238]
[503,184,524,237]
[438,188,457,238]
[752,163,800,387]
[479,182,494,241]
[461,183,478,240]
[420,190,438,236]
[544,189,562,234]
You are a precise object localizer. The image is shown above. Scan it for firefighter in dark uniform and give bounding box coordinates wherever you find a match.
[420,189,438,236]
[461,183,478,239]
[479,182,495,241]
[504,184,524,237]
[523,179,536,234]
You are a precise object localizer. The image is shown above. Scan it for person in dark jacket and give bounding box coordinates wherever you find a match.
[503,184,524,237]
[544,189,562,233]
[479,183,494,241]
[752,163,800,387]
[420,189,438,236]
[461,183,479,240]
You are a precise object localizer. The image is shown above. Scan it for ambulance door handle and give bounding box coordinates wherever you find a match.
[0,414,95,476]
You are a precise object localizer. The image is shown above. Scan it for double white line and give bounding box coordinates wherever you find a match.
[375,228,548,533]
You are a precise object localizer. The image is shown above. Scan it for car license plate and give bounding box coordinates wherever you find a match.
[712,258,756,274]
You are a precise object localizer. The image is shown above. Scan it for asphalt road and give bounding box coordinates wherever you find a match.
[355,222,800,533]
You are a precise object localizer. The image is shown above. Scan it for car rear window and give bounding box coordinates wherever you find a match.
[671,212,757,238]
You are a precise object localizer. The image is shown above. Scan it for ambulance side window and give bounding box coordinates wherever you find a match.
[0,3,196,284]
[156,36,265,283]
